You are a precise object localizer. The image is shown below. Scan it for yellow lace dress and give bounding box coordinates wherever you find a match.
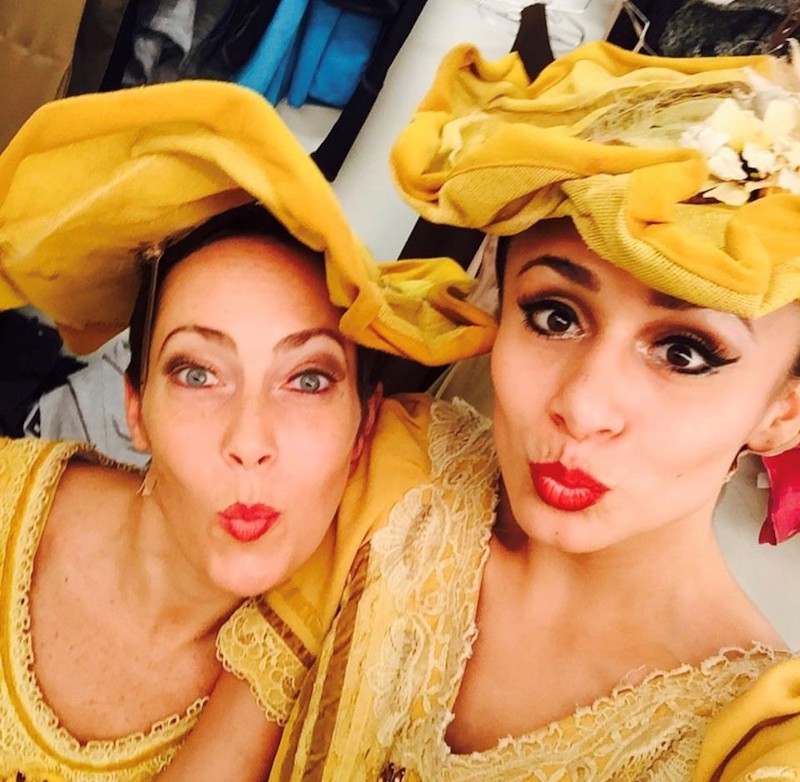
[0,437,204,782]
[218,397,793,782]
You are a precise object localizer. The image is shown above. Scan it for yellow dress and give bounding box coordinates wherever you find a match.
[0,437,203,782]
[218,397,793,781]
[692,658,800,782]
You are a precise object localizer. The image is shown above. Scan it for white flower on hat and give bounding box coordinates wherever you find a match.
[679,68,800,205]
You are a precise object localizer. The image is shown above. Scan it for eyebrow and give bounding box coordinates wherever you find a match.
[649,290,754,334]
[274,327,348,352]
[517,255,600,292]
[517,256,754,335]
[158,325,347,357]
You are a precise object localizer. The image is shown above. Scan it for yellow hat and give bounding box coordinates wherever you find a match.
[391,41,800,318]
[0,80,495,362]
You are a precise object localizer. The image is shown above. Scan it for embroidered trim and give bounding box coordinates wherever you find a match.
[0,438,201,778]
[362,403,790,781]
[216,600,308,726]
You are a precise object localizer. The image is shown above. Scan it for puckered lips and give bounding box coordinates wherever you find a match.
[218,503,281,543]
[529,462,608,512]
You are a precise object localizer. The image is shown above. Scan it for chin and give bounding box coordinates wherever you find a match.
[524,505,615,554]
[209,557,288,599]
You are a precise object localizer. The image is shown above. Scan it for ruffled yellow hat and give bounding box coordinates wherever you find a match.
[0,80,495,362]
[391,41,800,318]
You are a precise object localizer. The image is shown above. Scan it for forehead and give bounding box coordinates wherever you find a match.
[160,235,328,303]
[505,219,647,294]
[153,235,342,332]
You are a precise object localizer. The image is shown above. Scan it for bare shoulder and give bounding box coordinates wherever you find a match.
[687,581,788,658]
[44,459,140,548]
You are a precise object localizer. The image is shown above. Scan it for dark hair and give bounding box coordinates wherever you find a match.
[126,202,379,405]
[495,235,512,303]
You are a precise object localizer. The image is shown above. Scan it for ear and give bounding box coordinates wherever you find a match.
[124,374,151,453]
[746,378,800,455]
[350,383,383,469]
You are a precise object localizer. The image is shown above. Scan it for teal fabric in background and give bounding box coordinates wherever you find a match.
[236,0,384,108]
[288,0,382,107]
[235,0,310,103]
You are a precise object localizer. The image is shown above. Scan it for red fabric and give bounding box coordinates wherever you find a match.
[759,447,800,544]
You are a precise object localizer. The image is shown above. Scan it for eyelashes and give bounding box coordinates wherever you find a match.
[651,332,739,375]
[521,298,582,339]
[517,296,741,376]
[164,355,219,388]
[161,352,347,392]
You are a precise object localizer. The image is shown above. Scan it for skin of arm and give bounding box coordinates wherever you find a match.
[156,671,281,782]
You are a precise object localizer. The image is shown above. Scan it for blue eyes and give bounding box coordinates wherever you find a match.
[520,298,737,376]
[288,371,332,394]
[175,365,217,388]
[169,361,333,393]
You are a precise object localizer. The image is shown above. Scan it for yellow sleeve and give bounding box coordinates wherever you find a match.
[216,394,435,722]
[693,659,800,782]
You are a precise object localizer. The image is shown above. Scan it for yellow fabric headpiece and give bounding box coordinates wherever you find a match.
[0,80,495,362]
[391,41,800,318]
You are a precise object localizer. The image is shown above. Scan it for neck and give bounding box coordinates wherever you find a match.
[492,493,739,625]
[114,493,241,645]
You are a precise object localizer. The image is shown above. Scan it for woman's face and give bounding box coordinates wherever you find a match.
[126,236,366,597]
[491,220,800,554]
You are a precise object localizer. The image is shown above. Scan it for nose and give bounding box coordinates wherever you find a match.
[223,393,276,469]
[547,339,627,443]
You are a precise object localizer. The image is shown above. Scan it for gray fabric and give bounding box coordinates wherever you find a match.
[122,0,236,84]
[25,332,149,468]
[123,0,196,84]
[659,0,792,56]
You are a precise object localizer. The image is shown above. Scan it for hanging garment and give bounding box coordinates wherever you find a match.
[287,0,383,108]
[122,0,235,85]
[192,0,281,80]
[235,0,311,103]
[236,0,388,107]
[67,0,131,94]
[658,0,794,56]
[0,311,84,437]
[24,332,148,468]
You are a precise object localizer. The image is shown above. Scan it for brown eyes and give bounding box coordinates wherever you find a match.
[518,298,739,376]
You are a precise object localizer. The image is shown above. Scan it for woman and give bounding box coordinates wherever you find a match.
[0,80,493,780]
[176,42,800,781]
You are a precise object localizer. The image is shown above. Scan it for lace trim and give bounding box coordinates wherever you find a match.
[367,399,499,752]
[0,765,67,782]
[0,438,203,776]
[739,770,800,781]
[361,406,792,780]
[444,644,790,777]
[216,600,308,726]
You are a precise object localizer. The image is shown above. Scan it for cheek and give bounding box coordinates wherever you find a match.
[277,406,362,491]
[142,397,224,485]
[632,400,751,489]
[490,329,554,429]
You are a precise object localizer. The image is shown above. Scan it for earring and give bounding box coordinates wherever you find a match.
[137,470,157,497]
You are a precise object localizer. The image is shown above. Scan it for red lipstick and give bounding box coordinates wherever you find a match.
[218,503,280,543]
[530,462,608,512]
